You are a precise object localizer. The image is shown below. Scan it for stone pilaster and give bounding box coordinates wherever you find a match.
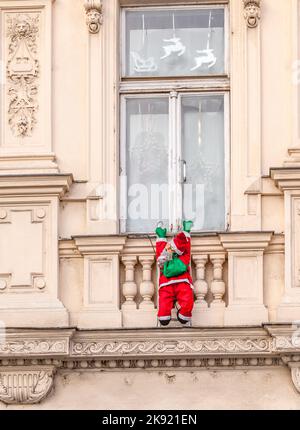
[270,168,300,321]
[0,174,73,327]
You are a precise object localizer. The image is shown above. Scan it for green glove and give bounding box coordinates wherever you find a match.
[155,227,167,238]
[163,255,188,278]
[183,220,193,233]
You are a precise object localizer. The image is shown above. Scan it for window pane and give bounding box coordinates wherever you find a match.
[125,98,169,233]
[124,8,225,78]
[181,95,225,231]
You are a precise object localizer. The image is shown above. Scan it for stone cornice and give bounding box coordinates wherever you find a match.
[0,325,300,403]
[73,235,127,255]
[219,231,273,251]
[0,326,299,360]
[60,232,281,259]
[270,167,300,191]
[59,240,82,258]
[0,174,73,198]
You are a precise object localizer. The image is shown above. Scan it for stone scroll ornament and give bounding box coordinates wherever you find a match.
[6,13,40,138]
[243,0,261,28]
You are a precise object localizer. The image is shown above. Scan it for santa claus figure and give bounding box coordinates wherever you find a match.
[156,221,194,326]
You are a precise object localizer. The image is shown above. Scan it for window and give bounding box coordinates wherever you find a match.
[120,4,229,233]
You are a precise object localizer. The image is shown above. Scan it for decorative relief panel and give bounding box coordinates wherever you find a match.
[0,1,54,171]
[0,340,68,356]
[71,337,272,357]
[0,206,48,291]
[0,366,55,404]
[6,12,40,138]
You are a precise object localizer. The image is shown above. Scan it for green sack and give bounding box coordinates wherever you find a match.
[163,255,188,278]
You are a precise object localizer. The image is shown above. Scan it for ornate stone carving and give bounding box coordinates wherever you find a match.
[6,13,40,137]
[243,0,261,28]
[0,366,55,405]
[291,367,300,393]
[0,340,68,356]
[71,337,272,356]
[273,336,300,351]
[84,0,103,34]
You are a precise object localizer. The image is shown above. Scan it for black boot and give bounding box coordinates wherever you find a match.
[159,318,171,326]
[177,310,189,325]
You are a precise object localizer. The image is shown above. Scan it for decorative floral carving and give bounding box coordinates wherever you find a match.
[0,366,55,404]
[273,336,300,351]
[71,337,272,356]
[0,340,68,356]
[243,0,261,28]
[84,0,103,34]
[6,13,40,137]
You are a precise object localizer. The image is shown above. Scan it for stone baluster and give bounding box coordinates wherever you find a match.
[121,256,137,309]
[192,255,209,308]
[210,254,226,306]
[139,255,155,309]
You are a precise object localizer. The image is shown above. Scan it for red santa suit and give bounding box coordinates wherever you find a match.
[156,231,194,324]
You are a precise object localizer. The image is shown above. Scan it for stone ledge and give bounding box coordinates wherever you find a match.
[0,325,299,404]
[0,329,75,357]
[0,326,299,359]
[0,174,73,198]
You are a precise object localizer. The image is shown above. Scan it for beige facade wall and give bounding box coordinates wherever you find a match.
[0,0,300,409]
[1,368,300,410]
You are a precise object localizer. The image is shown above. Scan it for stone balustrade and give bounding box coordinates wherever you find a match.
[57,232,284,330]
[120,235,228,327]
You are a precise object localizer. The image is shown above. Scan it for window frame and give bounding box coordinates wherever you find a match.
[119,3,230,234]
[120,91,230,234]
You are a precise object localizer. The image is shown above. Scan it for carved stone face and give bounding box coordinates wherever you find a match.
[245,4,260,28]
[16,20,30,37]
[246,5,258,16]
[88,10,100,23]
[87,9,102,33]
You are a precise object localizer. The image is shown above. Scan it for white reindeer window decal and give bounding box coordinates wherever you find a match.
[191,11,217,71]
[160,14,186,60]
[131,14,158,73]
[124,8,225,78]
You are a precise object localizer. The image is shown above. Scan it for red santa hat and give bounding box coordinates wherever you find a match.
[170,231,190,256]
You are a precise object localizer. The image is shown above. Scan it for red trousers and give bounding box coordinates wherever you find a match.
[158,282,194,322]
